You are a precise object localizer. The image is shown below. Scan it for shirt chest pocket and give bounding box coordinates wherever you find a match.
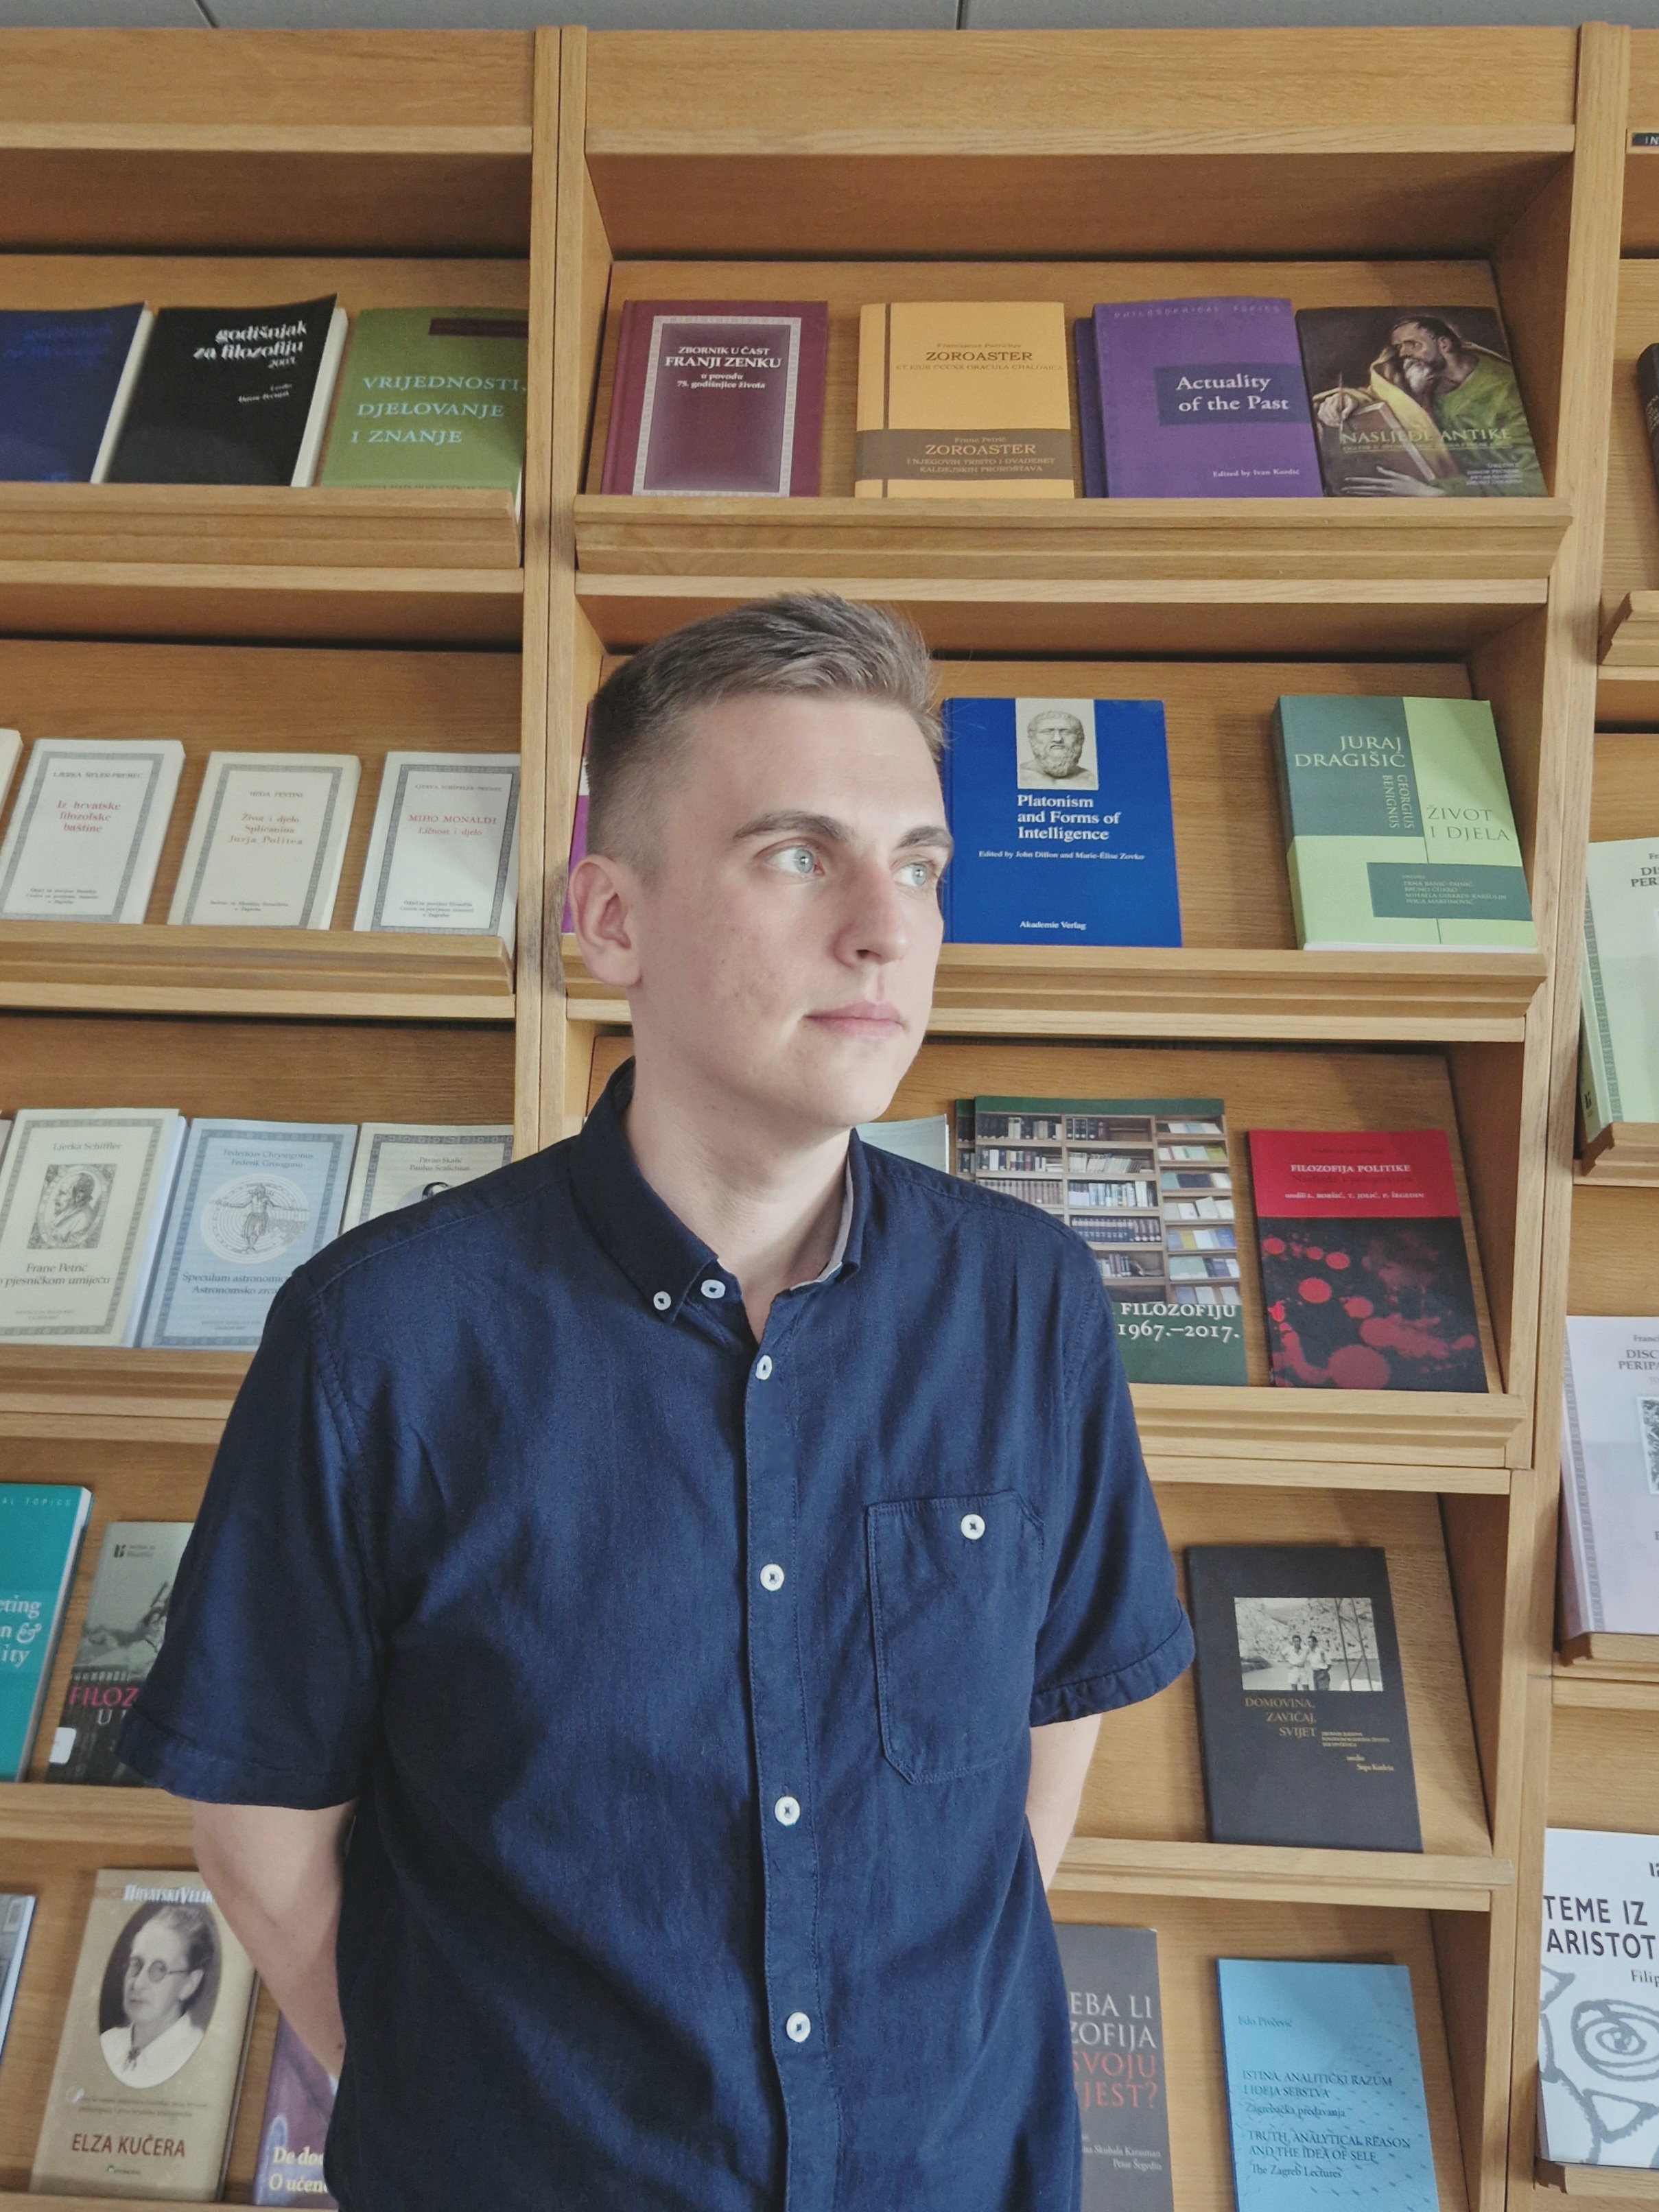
[865,1490,1046,1784]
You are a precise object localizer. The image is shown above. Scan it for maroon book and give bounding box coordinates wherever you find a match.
[599,300,827,496]
[1248,1128,1487,1393]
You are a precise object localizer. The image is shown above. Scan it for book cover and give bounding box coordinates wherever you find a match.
[1297,305,1545,497]
[46,1522,193,1787]
[341,1122,513,1228]
[856,1115,952,1173]
[1094,296,1321,499]
[1640,345,1659,507]
[31,1868,257,2202]
[0,1895,35,2065]
[107,298,344,488]
[560,753,589,935]
[319,307,528,499]
[958,1096,1246,1385]
[138,1120,357,1351]
[1217,1958,1437,2211]
[0,736,185,923]
[1273,694,1536,952]
[0,727,19,809]
[1074,316,1107,497]
[352,751,519,948]
[1559,1316,1659,1639]
[939,696,1180,948]
[1054,1925,1172,2211]
[167,753,359,930]
[601,300,827,497]
[0,305,150,482]
[0,1485,91,1780]
[0,1109,185,1348]
[1538,1827,1659,2168]
[1248,1127,1486,1393]
[1580,837,1659,1140]
[252,2015,338,2207]
[1186,1542,1422,1850]
[855,301,1074,499]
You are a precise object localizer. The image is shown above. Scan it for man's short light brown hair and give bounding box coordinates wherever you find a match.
[585,593,941,867]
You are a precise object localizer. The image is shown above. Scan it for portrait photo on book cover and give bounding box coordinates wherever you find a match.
[1015,700,1099,791]
[97,1901,220,2089]
[1233,1595,1384,1693]
[30,1162,113,1251]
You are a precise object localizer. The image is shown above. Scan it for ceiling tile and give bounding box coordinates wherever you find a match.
[0,0,206,20]
[212,0,956,24]
[965,0,1645,20]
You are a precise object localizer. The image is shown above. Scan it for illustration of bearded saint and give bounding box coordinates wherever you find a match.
[1313,314,1546,497]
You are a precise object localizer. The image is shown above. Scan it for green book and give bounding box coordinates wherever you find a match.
[1580,836,1659,1142]
[0,1484,91,1781]
[318,307,528,503]
[955,1095,1247,1386]
[1273,694,1536,951]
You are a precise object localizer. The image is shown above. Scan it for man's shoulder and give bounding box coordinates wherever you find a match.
[862,1143,1098,1280]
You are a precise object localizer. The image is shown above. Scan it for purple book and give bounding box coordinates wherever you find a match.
[1094,297,1321,499]
[600,300,827,496]
[252,2015,338,2207]
[1073,317,1106,497]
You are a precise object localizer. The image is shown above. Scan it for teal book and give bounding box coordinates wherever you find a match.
[1273,695,1536,952]
[1579,838,1659,1144]
[1217,1958,1438,2211]
[0,1485,91,1780]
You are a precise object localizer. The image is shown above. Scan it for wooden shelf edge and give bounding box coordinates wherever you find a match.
[0,122,532,156]
[1559,1632,1659,1675]
[1153,1457,1510,1495]
[1134,1385,1526,1470]
[0,561,524,600]
[584,121,1577,159]
[1577,1122,1659,1185]
[1537,2162,1659,2200]
[1599,589,1659,668]
[0,1784,191,1848]
[1553,1671,1659,1712]
[1055,1837,1508,1911]
[0,1350,248,1444]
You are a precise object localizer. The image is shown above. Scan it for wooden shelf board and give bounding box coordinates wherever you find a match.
[1538,2163,1659,2200]
[564,941,1544,1046]
[576,492,1569,587]
[1133,1385,1525,1472]
[0,563,524,646]
[0,923,514,1022]
[1600,590,1659,668]
[1560,1632,1659,1673]
[0,1352,248,1444]
[0,484,521,574]
[1578,1122,1659,1185]
[0,1786,189,1850]
[0,123,530,157]
[1055,1836,1506,1910]
[1553,1671,1659,1713]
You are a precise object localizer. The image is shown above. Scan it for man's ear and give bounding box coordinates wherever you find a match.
[567,850,646,991]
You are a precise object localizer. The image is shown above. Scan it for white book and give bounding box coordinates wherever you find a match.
[168,750,360,929]
[1539,1828,1659,2167]
[139,1118,357,1350]
[0,1895,34,2066]
[0,730,21,812]
[0,736,184,923]
[88,306,154,485]
[342,1122,515,1228]
[857,1114,952,1173]
[1560,1315,1659,1638]
[353,751,519,950]
[1581,838,1659,1140]
[0,1108,185,1346]
[293,305,349,489]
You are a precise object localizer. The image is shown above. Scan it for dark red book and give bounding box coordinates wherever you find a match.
[599,300,827,496]
[1247,1129,1487,1392]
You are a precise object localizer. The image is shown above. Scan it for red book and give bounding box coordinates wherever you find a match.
[1247,1129,1486,1393]
[599,300,827,497]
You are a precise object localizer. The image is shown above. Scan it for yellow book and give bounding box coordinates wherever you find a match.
[854,301,1075,501]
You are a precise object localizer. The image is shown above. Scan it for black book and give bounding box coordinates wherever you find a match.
[1639,344,1659,498]
[106,296,344,486]
[1054,1925,1173,2212]
[1186,1544,1422,1852]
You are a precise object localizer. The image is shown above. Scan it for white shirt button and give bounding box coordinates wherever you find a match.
[786,2012,812,2043]
[755,1355,773,1381]
[961,1513,985,1541]
[774,1795,801,1827]
[651,1291,672,1313]
[701,1278,726,1300]
[760,1563,786,1592]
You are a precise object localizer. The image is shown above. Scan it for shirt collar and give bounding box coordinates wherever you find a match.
[569,1059,867,1323]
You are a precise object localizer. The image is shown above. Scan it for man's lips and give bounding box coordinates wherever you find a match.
[806,1002,906,1035]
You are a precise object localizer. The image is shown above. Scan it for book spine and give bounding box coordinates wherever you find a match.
[938,704,954,941]
[600,303,646,496]
[1580,888,1622,1132]
[1640,344,1659,500]
[1559,1337,1604,1634]
[1268,701,1308,947]
[293,305,348,489]
[788,306,827,498]
[1074,316,1106,497]
[854,304,889,498]
[90,308,153,486]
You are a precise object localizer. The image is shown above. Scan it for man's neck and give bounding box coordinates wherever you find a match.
[623,1055,850,1341]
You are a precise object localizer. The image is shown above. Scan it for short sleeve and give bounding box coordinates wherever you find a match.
[1028,1284,1193,1727]
[119,1272,384,1807]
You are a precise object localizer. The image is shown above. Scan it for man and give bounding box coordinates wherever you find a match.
[1019,706,1097,789]
[1315,313,1544,497]
[121,593,1191,2211]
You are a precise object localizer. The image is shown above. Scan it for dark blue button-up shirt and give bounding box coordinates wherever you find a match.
[123,1059,1191,2212]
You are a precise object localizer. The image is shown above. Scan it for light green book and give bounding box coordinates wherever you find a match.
[318,307,528,504]
[1580,837,1659,1142]
[1273,694,1536,951]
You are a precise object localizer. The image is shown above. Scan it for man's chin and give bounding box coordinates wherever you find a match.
[788,1022,920,1131]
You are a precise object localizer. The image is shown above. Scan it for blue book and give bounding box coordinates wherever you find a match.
[1074,317,1107,496]
[0,305,150,482]
[0,1485,91,1780]
[138,1119,357,1350]
[1217,1959,1438,2211]
[941,698,1181,948]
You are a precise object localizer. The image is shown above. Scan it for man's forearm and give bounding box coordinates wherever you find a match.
[1025,1714,1101,1890]
[192,1800,354,2076]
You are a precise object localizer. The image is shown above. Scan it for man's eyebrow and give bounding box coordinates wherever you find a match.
[731,811,954,858]
[897,822,954,858]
